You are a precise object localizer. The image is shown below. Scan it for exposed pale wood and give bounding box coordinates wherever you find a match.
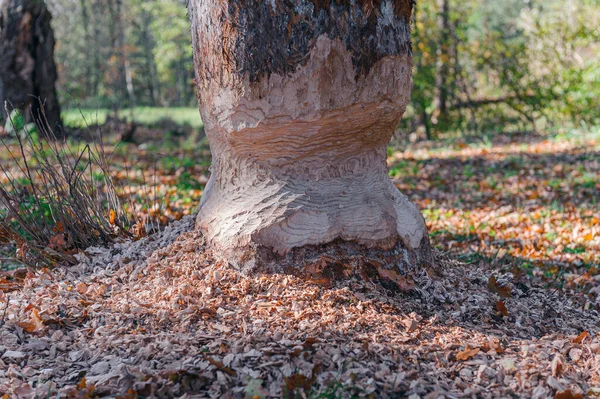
[189,0,431,270]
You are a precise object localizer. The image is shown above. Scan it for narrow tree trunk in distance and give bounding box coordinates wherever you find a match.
[433,0,450,124]
[189,1,432,282]
[0,0,62,137]
[140,7,159,106]
[79,0,93,95]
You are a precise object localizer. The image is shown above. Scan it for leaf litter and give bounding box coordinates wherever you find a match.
[1,132,599,397]
[0,215,599,398]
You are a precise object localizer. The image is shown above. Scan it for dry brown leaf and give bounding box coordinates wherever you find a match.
[377,268,415,292]
[482,339,505,354]
[572,331,590,344]
[207,356,236,376]
[496,300,509,317]
[456,347,480,361]
[488,276,512,298]
[76,282,88,295]
[551,354,563,377]
[48,233,66,250]
[17,308,45,334]
[555,390,584,399]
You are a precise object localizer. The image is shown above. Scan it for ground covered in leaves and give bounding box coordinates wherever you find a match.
[1,129,599,397]
[0,216,599,398]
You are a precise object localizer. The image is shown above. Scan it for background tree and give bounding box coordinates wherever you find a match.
[188,0,432,276]
[0,0,62,136]
[34,0,597,137]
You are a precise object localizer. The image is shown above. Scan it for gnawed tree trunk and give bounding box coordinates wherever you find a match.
[189,1,432,280]
[0,0,62,136]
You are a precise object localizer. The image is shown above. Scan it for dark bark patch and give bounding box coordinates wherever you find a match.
[194,0,413,86]
[0,0,62,135]
[243,235,434,293]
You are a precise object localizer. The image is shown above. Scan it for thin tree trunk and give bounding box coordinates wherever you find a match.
[433,0,450,124]
[188,1,432,278]
[79,0,93,95]
[140,7,158,106]
[412,0,432,140]
[90,0,103,96]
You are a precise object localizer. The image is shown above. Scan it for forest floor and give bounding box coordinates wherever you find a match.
[0,129,599,397]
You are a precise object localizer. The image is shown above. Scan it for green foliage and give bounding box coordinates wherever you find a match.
[50,0,194,109]
[62,107,203,129]
[4,109,37,138]
[407,0,600,138]
[47,0,599,137]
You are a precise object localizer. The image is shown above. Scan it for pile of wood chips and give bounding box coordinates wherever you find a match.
[0,216,599,398]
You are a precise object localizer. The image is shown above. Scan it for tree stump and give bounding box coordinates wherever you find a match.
[188,1,432,282]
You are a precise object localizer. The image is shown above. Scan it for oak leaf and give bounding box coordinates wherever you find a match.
[555,390,583,399]
[456,347,480,361]
[496,300,509,317]
[377,268,415,292]
[573,331,590,344]
[17,309,45,334]
[48,234,66,250]
[488,276,512,298]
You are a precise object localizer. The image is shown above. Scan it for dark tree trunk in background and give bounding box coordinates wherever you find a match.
[188,0,432,279]
[433,0,450,125]
[0,0,62,137]
[140,7,159,107]
[79,0,93,96]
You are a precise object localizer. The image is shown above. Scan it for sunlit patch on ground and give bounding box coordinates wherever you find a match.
[389,132,600,307]
[0,219,598,397]
[1,131,600,396]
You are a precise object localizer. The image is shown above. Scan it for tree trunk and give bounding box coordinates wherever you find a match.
[0,0,62,137]
[433,0,450,125]
[79,0,93,96]
[188,1,432,279]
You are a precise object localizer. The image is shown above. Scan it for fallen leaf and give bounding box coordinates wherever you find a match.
[572,331,590,344]
[109,209,116,225]
[377,268,415,292]
[48,233,66,250]
[488,276,512,298]
[555,390,584,399]
[76,282,88,295]
[17,309,45,334]
[496,300,509,316]
[551,354,563,377]
[456,347,480,361]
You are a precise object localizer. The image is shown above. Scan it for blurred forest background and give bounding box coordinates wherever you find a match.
[1,0,599,275]
[45,0,600,137]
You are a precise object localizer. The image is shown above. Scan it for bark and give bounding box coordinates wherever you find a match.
[140,7,159,106]
[79,0,93,95]
[189,0,432,276]
[433,0,450,123]
[0,0,62,137]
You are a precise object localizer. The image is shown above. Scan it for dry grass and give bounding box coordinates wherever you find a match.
[0,109,127,268]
